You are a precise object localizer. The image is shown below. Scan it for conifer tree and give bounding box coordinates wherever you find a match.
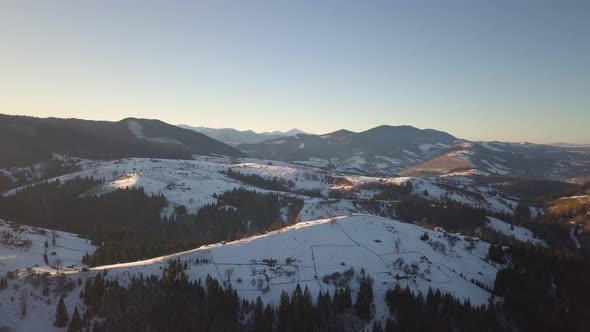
[67,306,82,332]
[354,269,374,321]
[54,297,69,327]
[263,304,274,332]
[253,296,265,331]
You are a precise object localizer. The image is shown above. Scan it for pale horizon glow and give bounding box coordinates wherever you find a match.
[1,1,589,144]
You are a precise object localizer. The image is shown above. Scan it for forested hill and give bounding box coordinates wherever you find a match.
[0,114,245,167]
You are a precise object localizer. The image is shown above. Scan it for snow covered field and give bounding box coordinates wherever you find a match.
[0,215,500,331]
[0,156,548,331]
[0,220,97,331]
[335,175,518,214]
[0,220,96,274]
[4,156,271,216]
[3,156,522,226]
[485,217,546,246]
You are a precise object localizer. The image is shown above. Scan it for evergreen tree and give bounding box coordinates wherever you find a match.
[373,320,384,332]
[253,296,266,331]
[67,306,82,332]
[488,244,505,264]
[54,297,69,327]
[354,270,374,320]
[277,290,290,332]
[263,304,274,332]
[0,277,7,290]
[514,202,531,222]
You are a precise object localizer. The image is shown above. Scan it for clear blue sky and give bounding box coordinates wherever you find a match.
[1,1,589,143]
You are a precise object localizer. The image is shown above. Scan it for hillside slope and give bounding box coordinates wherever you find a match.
[2,156,523,220]
[0,114,244,167]
[403,141,590,181]
[0,215,499,330]
[0,219,96,274]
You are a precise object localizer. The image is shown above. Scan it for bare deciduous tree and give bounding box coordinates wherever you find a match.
[224,268,234,285]
[51,258,62,273]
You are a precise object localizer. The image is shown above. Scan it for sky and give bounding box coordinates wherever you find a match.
[0,1,589,144]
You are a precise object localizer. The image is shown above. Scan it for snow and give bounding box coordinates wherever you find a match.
[229,162,328,192]
[480,160,510,175]
[412,178,517,214]
[298,198,358,221]
[374,155,403,165]
[0,220,96,274]
[481,142,505,152]
[338,155,368,170]
[342,176,517,215]
[556,195,590,202]
[570,224,582,250]
[91,214,498,310]
[448,149,474,161]
[440,169,490,177]
[1,154,531,236]
[3,154,523,226]
[127,120,182,145]
[4,157,290,216]
[417,143,449,153]
[485,217,546,246]
[0,140,581,329]
[292,157,330,168]
[403,149,419,158]
[0,215,500,331]
[0,154,85,188]
[418,143,436,153]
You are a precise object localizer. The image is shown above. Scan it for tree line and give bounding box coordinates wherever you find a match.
[0,178,304,266]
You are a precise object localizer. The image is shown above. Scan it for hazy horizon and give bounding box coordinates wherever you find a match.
[1,1,589,144]
[3,112,588,145]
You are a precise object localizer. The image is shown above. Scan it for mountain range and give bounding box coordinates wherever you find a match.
[1,114,589,182]
[1,114,589,331]
[237,125,456,166]
[178,125,307,145]
[237,125,590,181]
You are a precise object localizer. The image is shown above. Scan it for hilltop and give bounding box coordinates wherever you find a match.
[0,114,244,168]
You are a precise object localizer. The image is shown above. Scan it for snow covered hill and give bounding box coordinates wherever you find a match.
[2,155,522,222]
[3,156,276,217]
[0,220,96,275]
[334,175,519,215]
[402,141,590,182]
[0,215,500,331]
[485,217,546,246]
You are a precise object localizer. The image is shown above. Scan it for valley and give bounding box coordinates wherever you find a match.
[0,116,589,331]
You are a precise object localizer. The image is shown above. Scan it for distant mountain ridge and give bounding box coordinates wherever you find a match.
[548,142,590,148]
[179,125,307,145]
[236,125,458,173]
[2,114,589,182]
[0,114,244,167]
[236,125,590,181]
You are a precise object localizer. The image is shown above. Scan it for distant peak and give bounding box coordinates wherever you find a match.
[373,124,416,130]
[324,129,354,135]
[285,128,306,135]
